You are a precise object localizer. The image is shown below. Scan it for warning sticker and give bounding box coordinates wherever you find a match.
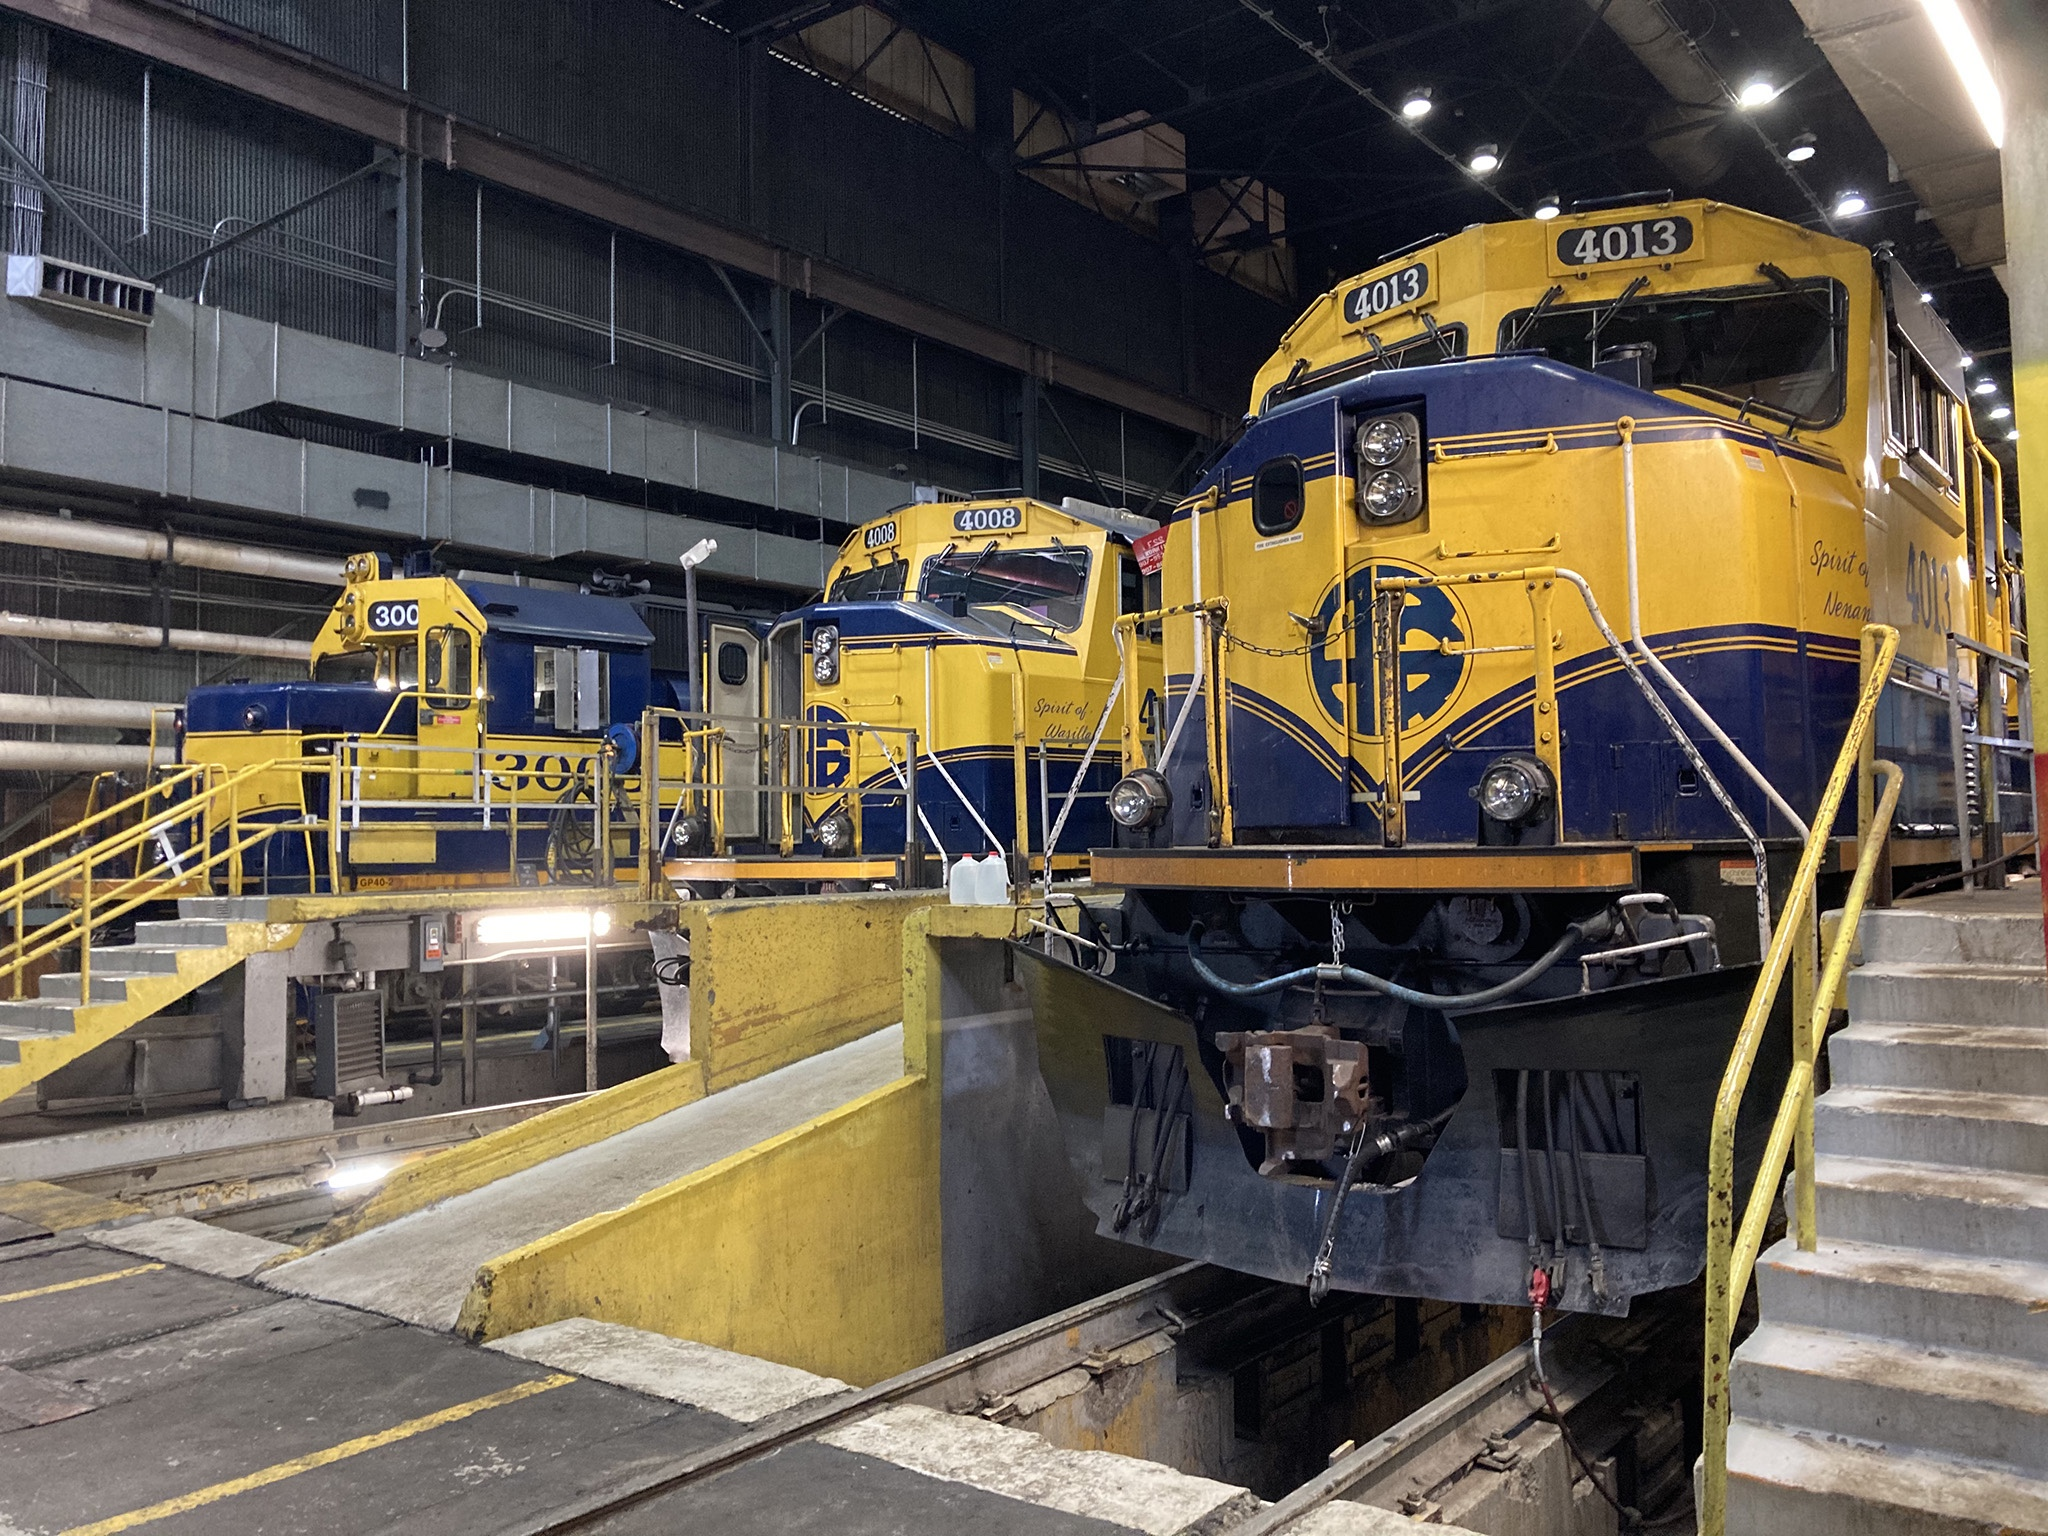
[1133,526,1168,576]
[1718,859,1758,886]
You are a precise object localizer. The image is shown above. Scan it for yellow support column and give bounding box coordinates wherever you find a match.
[1996,9,2048,942]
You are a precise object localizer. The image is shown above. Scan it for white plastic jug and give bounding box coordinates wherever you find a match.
[973,851,1011,905]
[948,855,978,906]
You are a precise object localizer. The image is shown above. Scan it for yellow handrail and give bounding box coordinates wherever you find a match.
[1698,621,1902,1535]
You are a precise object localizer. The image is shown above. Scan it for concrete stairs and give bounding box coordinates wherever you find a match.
[1726,889,2048,1535]
[0,896,295,1103]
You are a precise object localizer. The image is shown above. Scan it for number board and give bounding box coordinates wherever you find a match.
[954,505,1022,534]
[862,520,898,550]
[366,599,420,633]
[1342,262,1429,326]
[1550,215,1697,272]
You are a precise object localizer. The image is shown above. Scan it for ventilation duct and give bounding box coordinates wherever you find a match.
[1581,0,1737,189]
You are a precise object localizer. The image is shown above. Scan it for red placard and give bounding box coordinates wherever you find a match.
[1133,526,1168,576]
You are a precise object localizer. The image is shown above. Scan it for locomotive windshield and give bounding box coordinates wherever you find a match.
[921,544,1092,631]
[827,557,909,603]
[313,642,416,691]
[1502,279,1846,427]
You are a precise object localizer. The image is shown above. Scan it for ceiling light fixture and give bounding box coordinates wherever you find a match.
[1920,290,1935,304]
[1533,192,1562,220]
[1989,405,2012,421]
[1960,353,1974,368]
[1468,143,1501,175]
[1832,189,1868,217]
[1785,132,1817,162]
[2007,429,2021,442]
[1400,87,1433,121]
[1737,78,1779,109]
[1917,0,2004,148]
[1974,378,1998,395]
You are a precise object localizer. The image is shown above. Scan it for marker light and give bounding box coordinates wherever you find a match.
[1737,79,1778,109]
[1400,88,1433,121]
[1989,406,2012,421]
[1917,0,2003,148]
[814,809,855,853]
[1832,190,1867,218]
[474,909,613,947]
[1533,193,1562,220]
[1974,378,1998,395]
[1785,133,1817,162]
[1475,756,1552,825]
[1468,144,1500,175]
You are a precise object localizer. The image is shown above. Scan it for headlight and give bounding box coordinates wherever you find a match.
[670,814,710,853]
[1361,470,1411,519]
[1357,417,1409,467]
[811,624,840,685]
[1475,756,1551,824]
[1108,768,1172,829]
[814,809,855,853]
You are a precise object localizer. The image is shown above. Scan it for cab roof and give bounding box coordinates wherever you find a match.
[457,580,653,648]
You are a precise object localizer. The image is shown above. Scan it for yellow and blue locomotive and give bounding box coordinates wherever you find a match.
[1021,199,2021,1314]
[664,493,1166,888]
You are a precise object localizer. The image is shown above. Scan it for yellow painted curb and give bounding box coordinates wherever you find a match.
[0,1178,148,1233]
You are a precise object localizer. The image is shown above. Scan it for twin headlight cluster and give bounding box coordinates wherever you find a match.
[1106,756,1552,839]
[1354,411,1425,524]
[811,624,840,685]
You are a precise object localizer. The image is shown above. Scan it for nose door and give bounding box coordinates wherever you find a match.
[707,624,763,840]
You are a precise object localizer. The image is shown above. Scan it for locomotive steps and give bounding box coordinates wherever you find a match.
[1725,883,2048,1535]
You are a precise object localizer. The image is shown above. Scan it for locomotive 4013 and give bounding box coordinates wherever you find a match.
[1019,198,2024,1314]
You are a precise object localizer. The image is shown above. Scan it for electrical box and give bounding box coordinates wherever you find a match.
[312,991,386,1098]
[417,914,447,974]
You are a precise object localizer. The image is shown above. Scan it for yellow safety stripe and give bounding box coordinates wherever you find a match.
[0,1262,162,1304]
[60,1373,577,1536]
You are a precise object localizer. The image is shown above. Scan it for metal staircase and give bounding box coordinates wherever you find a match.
[1724,888,2048,1534]
[0,761,314,1105]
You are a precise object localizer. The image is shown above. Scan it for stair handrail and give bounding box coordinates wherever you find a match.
[0,762,211,888]
[0,756,327,998]
[1698,621,1903,1536]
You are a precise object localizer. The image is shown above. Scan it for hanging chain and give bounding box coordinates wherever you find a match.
[1330,900,1352,966]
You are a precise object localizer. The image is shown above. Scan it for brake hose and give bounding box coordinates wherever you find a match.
[1186,910,1615,1013]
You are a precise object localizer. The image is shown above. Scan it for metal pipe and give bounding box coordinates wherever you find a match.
[0,740,172,771]
[0,509,344,585]
[0,611,311,660]
[0,693,168,728]
[584,917,598,1093]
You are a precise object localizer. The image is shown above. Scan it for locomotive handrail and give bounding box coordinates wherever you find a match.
[1698,622,1901,1536]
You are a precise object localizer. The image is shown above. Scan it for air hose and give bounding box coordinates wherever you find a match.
[1186,910,1616,1013]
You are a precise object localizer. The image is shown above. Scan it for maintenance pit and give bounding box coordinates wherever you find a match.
[0,892,1707,1536]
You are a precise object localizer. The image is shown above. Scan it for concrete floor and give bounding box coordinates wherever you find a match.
[0,1219,1259,1535]
[261,1024,906,1331]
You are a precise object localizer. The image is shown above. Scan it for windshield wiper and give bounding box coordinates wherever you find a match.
[1757,262,1833,319]
[1663,381,1824,433]
[1588,274,1650,361]
[1505,284,1564,351]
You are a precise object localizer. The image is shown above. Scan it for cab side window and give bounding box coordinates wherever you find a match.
[1252,457,1305,536]
[1887,331,1959,489]
[425,627,474,700]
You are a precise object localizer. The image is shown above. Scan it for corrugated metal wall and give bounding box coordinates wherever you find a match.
[166,0,400,81]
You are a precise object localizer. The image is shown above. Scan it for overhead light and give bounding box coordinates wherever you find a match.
[1468,143,1501,175]
[2007,429,2021,442]
[1533,192,1562,220]
[1917,0,2004,148]
[1920,290,1935,304]
[1400,87,1433,121]
[1832,189,1868,217]
[474,908,614,947]
[1737,79,1779,109]
[1973,378,1998,395]
[1785,132,1817,163]
[1959,353,1974,368]
[1989,405,2012,421]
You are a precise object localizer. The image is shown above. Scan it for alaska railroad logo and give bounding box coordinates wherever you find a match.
[1306,560,1469,738]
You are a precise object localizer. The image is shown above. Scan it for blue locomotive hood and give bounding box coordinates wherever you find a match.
[185,681,402,737]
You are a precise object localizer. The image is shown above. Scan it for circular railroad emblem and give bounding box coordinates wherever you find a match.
[1306,559,1470,737]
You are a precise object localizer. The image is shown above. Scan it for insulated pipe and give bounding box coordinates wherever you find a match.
[0,740,173,771]
[0,611,311,661]
[1576,0,1735,188]
[1620,424,1808,839]
[0,509,345,586]
[0,693,169,728]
